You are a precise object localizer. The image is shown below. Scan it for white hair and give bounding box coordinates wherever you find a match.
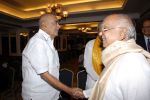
[115,14,136,39]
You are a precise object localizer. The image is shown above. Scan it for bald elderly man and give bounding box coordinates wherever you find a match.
[22,14,82,100]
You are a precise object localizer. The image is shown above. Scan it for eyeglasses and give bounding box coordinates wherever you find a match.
[101,27,124,33]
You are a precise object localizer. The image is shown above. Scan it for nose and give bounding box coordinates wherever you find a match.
[98,31,103,40]
[99,31,103,36]
[57,23,60,29]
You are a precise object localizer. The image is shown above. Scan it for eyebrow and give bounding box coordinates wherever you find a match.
[102,25,112,29]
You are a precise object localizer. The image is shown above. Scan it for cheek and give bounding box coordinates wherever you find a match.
[102,34,110,47]
[52,26,57,32]
[107,35,119,45]
[105,34,112,42]
[103,33,118,47]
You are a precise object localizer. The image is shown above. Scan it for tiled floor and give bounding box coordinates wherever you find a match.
[0,58,81,100]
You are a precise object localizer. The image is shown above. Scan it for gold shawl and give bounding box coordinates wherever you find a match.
[92,36,102,75]
[89,39,150,100]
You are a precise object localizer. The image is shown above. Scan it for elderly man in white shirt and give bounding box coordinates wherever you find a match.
[22,14,82,100]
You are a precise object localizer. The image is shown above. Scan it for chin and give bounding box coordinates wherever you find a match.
[103,43,107,48]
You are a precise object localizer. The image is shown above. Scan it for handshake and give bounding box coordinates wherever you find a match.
[69,87,85,99]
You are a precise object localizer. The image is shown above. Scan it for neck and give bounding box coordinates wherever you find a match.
[40,28,55,39]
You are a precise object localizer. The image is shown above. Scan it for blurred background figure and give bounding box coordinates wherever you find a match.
[82,36,103,98]
[136,18,150,52]
[2,62,8,68]
[78,48,85,70]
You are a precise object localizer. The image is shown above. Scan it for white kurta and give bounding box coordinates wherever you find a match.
[22,29,60,100]
[103,52,150,100]
[83,39,99,98]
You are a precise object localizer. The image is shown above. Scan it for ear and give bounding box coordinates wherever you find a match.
[42,22,46,28]
[120,28,126,40]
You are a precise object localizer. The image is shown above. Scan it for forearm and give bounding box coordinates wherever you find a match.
[40,71,72,94]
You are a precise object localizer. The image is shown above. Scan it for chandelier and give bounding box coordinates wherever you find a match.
[78,26,97,34]
[20,32,29,37]
[78,27,92,33]
[40,2,68,20]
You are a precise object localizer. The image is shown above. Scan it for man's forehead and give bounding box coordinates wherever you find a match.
[103,16,121,26]
[102,20,116,27]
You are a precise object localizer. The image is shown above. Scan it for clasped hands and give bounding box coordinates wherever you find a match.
[70,88,85,99]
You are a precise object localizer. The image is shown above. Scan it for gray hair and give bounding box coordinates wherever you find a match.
[114,14,136,39]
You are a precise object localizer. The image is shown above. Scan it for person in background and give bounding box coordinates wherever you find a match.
[89,14,150,100]
[136,18,150,51]
[2,62,8,68]
[78,48,84,70]
[22,14,82,100]
[79,36,103,99]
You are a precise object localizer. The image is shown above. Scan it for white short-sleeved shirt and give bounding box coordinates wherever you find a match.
[83,39,99,98]
[22,29,60,100]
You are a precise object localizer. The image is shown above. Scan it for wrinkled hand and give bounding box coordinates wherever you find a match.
[70,88,85,99]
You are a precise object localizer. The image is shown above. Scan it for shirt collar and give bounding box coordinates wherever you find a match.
[144,35,149,40]
[38,29,53,41]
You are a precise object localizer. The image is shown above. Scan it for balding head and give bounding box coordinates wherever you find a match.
[99,14,136,47]
[102,14,136,39]
[38,14,60,38]
[39,14,55,28]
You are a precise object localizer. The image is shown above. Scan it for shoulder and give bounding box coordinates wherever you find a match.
[108,53,150,98]
[111,52,150,80]
[23,35,47,54]
[85,39,95,48]
[28,38,46,49]
[119,52,147,65]
[87,39,95,45]
[113,52,147,72]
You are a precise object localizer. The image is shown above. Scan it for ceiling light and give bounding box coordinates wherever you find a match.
[20,32,29,37]
[78,27,92,33]
[40,1,68,20]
